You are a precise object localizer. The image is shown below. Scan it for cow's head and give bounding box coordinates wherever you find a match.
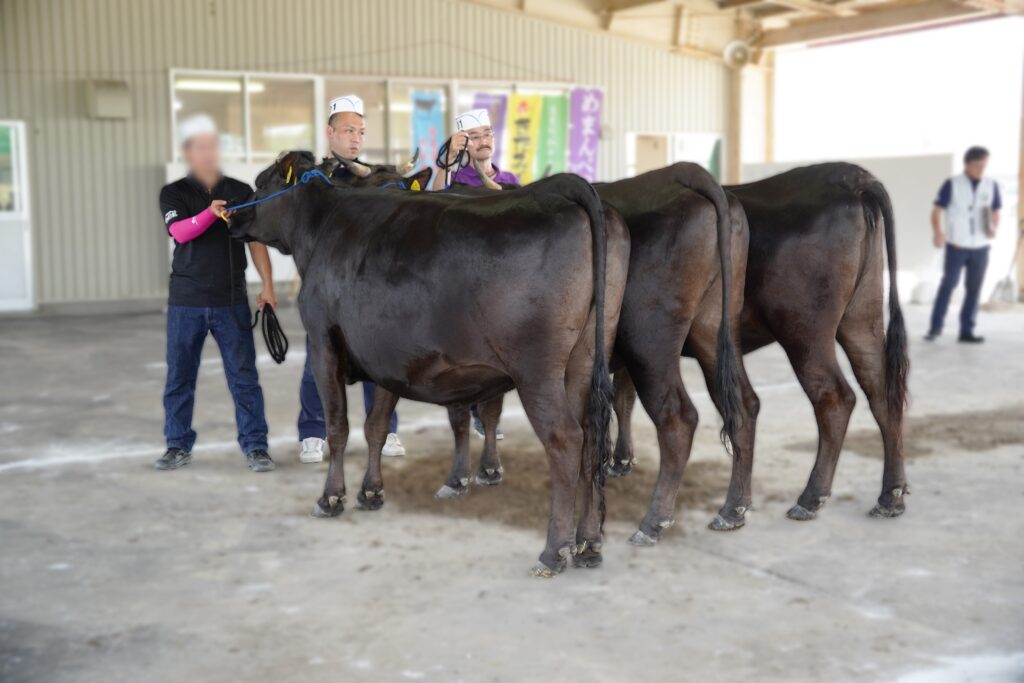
[323,150,433,192]
[228,151,319,255]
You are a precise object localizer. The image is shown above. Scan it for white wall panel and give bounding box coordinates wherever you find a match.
[0,0,728,306]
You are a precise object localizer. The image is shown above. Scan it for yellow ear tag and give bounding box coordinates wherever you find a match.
[410,179,421,192]
[285,167,293,185]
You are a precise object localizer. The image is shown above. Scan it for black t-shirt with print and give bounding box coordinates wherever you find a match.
[159,175,252,307]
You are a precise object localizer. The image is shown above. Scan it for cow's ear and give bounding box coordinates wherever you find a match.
[407,166,432,192]
[278,151,316,184]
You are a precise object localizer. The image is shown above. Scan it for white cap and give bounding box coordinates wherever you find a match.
[178,114,218,146]
[328,94,364,119]
[455,108,490,131]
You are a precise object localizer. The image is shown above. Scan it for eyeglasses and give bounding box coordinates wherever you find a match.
[468,130,494,143]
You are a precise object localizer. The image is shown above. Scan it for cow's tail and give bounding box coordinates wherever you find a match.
[863,179,909,436]
[670,163,743,458]
[562,178,614,532]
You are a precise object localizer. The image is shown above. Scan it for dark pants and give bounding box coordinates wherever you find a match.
[164,304,268,454]
[298,336,398,440]
[930,244,989,337]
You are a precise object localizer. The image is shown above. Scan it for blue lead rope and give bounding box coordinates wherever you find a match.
[225,168,333,212]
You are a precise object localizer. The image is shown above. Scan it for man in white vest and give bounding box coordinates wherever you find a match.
[925,146,1002,343]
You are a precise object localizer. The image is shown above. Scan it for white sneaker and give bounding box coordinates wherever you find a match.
[299,437,325,464]
[382,433,406,457]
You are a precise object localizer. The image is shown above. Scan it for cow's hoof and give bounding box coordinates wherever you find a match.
[708,513,745,531]
[709,504,748,531]
[605,457,635,478]
[434,479,469,499]
[786,504,817,521]
[571,540,603,569]
[474,466,504,486]
[628,529,659,547]
[530,546,570,578]
[870,485,909,518]
[356,488,385,511]
[311,494,345,518]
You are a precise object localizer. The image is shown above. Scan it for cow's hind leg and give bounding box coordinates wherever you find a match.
[608,369,638,477]
[311,334,350,518]
[688,329,760,531]
[838,319,909,518]
[437,405,472,498]
[517,383,584,577]
[623,330,699,546]
[475,395,505,486]
[781,335,857,521]
[358,387,400,511]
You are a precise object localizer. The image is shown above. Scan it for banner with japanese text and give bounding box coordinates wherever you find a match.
[411,90,445,173]
[568,88,602,182]
[535,94,568,178]
[506,94,543,184]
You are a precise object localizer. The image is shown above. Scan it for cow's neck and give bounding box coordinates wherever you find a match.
[284,192,328,275]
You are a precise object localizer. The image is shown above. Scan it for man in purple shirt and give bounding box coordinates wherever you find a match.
[430,108,520,190]
[430,109,518,438]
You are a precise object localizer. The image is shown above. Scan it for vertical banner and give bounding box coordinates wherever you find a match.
[507,94,543,184]
[471,92,508,167]
[568,88,603,182]
[411,90,444,172]
[536,94,568,179]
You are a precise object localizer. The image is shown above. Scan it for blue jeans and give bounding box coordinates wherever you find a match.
[164,304,269,454]
[298,335,398,440]
[930,244,989,336]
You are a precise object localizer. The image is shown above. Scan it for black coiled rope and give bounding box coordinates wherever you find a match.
[434,134,470,188]
[251,304,289,364]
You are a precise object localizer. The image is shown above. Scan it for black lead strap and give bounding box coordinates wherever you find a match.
[435,134,470,189]
[251,304,289,364]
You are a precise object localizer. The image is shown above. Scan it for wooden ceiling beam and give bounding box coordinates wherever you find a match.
[756,0,991,46]
[604,0,670,10]
[769,0,859,16]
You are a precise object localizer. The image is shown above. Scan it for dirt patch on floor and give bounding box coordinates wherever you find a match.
[787,406,1024,459]
[384,443,732,530]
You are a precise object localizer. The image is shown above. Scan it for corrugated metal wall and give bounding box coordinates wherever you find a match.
[0,0,728,306]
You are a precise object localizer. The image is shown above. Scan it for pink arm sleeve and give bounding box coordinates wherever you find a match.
[168,207,219,243]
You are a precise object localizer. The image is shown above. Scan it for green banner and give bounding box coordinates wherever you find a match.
[0,127,10,156]
[535,95,567,180]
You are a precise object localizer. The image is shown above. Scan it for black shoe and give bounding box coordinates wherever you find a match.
[245,449,275,472]
[924,330,940,341]
[155,448,192,470]
[958,333,985,344]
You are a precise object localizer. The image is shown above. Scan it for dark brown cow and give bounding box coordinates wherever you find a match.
[614,162,910,526]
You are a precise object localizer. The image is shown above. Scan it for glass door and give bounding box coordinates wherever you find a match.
[0,121,33,312]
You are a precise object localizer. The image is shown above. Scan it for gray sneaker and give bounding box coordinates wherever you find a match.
[155,448,192,470]
[245,449,276,472]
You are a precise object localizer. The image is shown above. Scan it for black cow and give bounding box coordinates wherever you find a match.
[229,152,630,576]
[614,163,910,526]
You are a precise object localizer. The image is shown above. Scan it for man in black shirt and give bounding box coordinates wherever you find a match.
[155,114,276,472]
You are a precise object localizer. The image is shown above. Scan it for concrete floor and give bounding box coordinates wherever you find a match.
[1,303,1022,683]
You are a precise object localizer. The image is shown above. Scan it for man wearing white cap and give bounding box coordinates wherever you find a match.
[430,108,520,191]
[155,114,276,472]
[296,95,407,464]
[430,109,517,439]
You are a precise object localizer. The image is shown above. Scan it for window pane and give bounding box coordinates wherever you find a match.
[324,79,387,163]
[172,75,245,157]
[389,83,448,171]
[0,126,16,212]
[250,78,315,155]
